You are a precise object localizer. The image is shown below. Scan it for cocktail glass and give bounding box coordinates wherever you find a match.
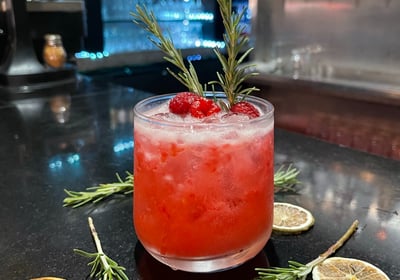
[133,93,274,273]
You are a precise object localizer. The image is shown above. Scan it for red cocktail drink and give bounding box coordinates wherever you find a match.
[133,93,274,272]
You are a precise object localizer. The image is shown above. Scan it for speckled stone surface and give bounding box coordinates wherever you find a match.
[0,77,399,279]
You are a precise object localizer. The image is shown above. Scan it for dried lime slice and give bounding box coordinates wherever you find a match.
[273,202,315,233]
[312,257,390,280]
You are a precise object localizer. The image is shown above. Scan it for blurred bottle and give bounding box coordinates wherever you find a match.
[43,34,67,69]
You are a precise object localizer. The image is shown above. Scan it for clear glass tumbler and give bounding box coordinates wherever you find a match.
[133,93,274,272]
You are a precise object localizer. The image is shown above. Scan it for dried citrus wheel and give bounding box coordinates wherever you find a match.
[273,202,315,233]
[312,257,390,280]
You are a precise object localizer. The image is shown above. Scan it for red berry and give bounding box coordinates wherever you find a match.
[230,101,260,119]
[169,92,199,115]
[169,92,221,118]
[189,100,205,118]
[206,101,222,116]
[190,97,221,118]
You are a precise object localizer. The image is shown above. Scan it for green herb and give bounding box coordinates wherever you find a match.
[273,164,301,193]
[210,0,259,107]
[131,0,259,105]
[74,217,129,280]
[63,165,300,208]
[255,220,359,280]
[63,172,133,208]
[130,5,204,96]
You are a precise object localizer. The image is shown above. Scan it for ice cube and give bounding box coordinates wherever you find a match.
[221,113,251,122]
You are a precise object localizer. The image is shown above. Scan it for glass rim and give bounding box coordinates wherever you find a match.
[133,92,274,128]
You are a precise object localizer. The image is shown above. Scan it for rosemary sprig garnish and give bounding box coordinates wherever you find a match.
[74,217,129,280]
[63,172,133,208]
[256,220,359,280]
[210,0,259,107]
[63,165,300,208]
[130,5,204,95]
[273,164,301,193]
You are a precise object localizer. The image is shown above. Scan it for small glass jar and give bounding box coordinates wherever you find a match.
[43,34,67,69]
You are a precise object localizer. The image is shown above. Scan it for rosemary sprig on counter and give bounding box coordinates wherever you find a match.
[74,217,129,280]
[130,5,204,96]
[273,164,301,193]
[63,165,300,208]
[256,220,359,280]
[63,172,133,208]
[210,0,259,107]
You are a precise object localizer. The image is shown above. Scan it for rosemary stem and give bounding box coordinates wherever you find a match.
[88,217,110,280]
[317,219,359,260]
[299,219,359,277]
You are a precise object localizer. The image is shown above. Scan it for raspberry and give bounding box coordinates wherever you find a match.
[169,92,221,118]
[206,101,222,116]
[169,92,199,115]
[230,101,260,119]
[190,97,221,118]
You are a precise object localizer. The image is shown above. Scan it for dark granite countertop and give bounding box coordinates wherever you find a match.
[0,76,399,279]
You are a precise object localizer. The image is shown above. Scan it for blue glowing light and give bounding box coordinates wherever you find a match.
[67,154,80,164]
[201,40,225,49]
[113,140,134,153]
[187,12,214,21]
[74,51,90,59]
[49,160,63,169]
[48,153,80,169]
[187,54,202,61]
[157,12,213,21]
[89,53,97,60]
[74,51,110,60]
